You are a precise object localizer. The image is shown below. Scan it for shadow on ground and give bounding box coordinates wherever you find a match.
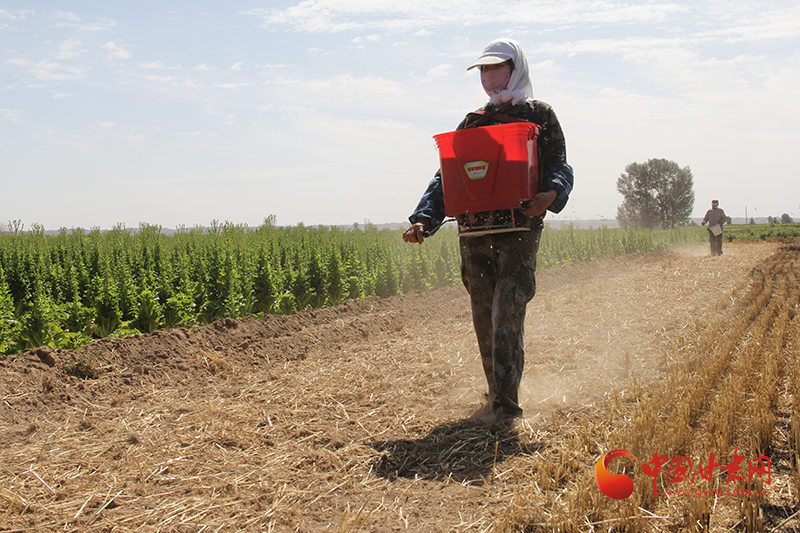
[367,415,540,484]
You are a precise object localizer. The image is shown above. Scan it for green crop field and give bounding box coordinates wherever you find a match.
[4,219,797,356]
[723,222,800,242]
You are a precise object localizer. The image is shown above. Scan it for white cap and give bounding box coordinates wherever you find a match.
[467,40,514,70]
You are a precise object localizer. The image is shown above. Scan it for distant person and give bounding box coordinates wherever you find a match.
[402,38,573,424]
[701,199,726,256]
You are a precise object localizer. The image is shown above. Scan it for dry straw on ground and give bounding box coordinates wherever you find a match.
[1,241,798,532]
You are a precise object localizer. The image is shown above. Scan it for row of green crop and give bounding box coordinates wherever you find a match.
[0,221,464,354]
[537,224,705,267]
[0,220,705,355]
[722,223,800,242]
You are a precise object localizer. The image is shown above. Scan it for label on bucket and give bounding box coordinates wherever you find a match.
[464,161,489,180]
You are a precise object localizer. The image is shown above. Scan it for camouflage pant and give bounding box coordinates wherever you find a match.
[459,227,542,418]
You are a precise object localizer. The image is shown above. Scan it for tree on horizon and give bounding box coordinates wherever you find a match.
[616,158,695,230]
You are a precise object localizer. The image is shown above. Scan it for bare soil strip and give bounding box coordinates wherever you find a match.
[0,241,796,532]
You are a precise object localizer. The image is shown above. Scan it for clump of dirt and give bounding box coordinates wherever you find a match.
[2,290,465,429]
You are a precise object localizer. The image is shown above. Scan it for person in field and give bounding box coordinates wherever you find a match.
[701,199,727,256]
[403,38,573,424]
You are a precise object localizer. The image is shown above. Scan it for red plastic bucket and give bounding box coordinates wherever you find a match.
[433,122,540,216]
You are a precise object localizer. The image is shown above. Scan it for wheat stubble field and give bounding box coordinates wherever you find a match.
[1,240,798,532]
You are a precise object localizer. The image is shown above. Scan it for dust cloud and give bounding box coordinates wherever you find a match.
[439,242,775,424]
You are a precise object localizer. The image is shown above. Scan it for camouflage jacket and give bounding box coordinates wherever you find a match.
[409,99,574,235]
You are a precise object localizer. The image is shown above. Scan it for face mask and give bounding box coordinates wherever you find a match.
[481,64,512,96]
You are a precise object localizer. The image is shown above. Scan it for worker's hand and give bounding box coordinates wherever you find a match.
[701,221,706,226]
[403,220,431,244]
[520,190,557,218]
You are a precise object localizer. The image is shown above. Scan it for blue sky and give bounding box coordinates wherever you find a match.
[2,1,799,230]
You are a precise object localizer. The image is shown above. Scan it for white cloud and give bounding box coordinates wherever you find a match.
[352,34,381,46]
[0,109,23,123]
[50,91,73,99]
[230,61,244,70]
[52,10,117,31]
[98,122,115,128]
[133,73,183,84]
[212,83,252,90]
[138,60,182,70]
[53,10,82,22]
[702,5,800,42]
[103,41,131,60]
[8,57,90,81]
[0,9,32,21]
[195,63,214,71]
[54,38,87,60]
[242,1,690,33]
[426,64,453,77]
[35,61,89,81]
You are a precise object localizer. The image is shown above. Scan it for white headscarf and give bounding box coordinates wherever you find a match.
[468,38,534,106]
